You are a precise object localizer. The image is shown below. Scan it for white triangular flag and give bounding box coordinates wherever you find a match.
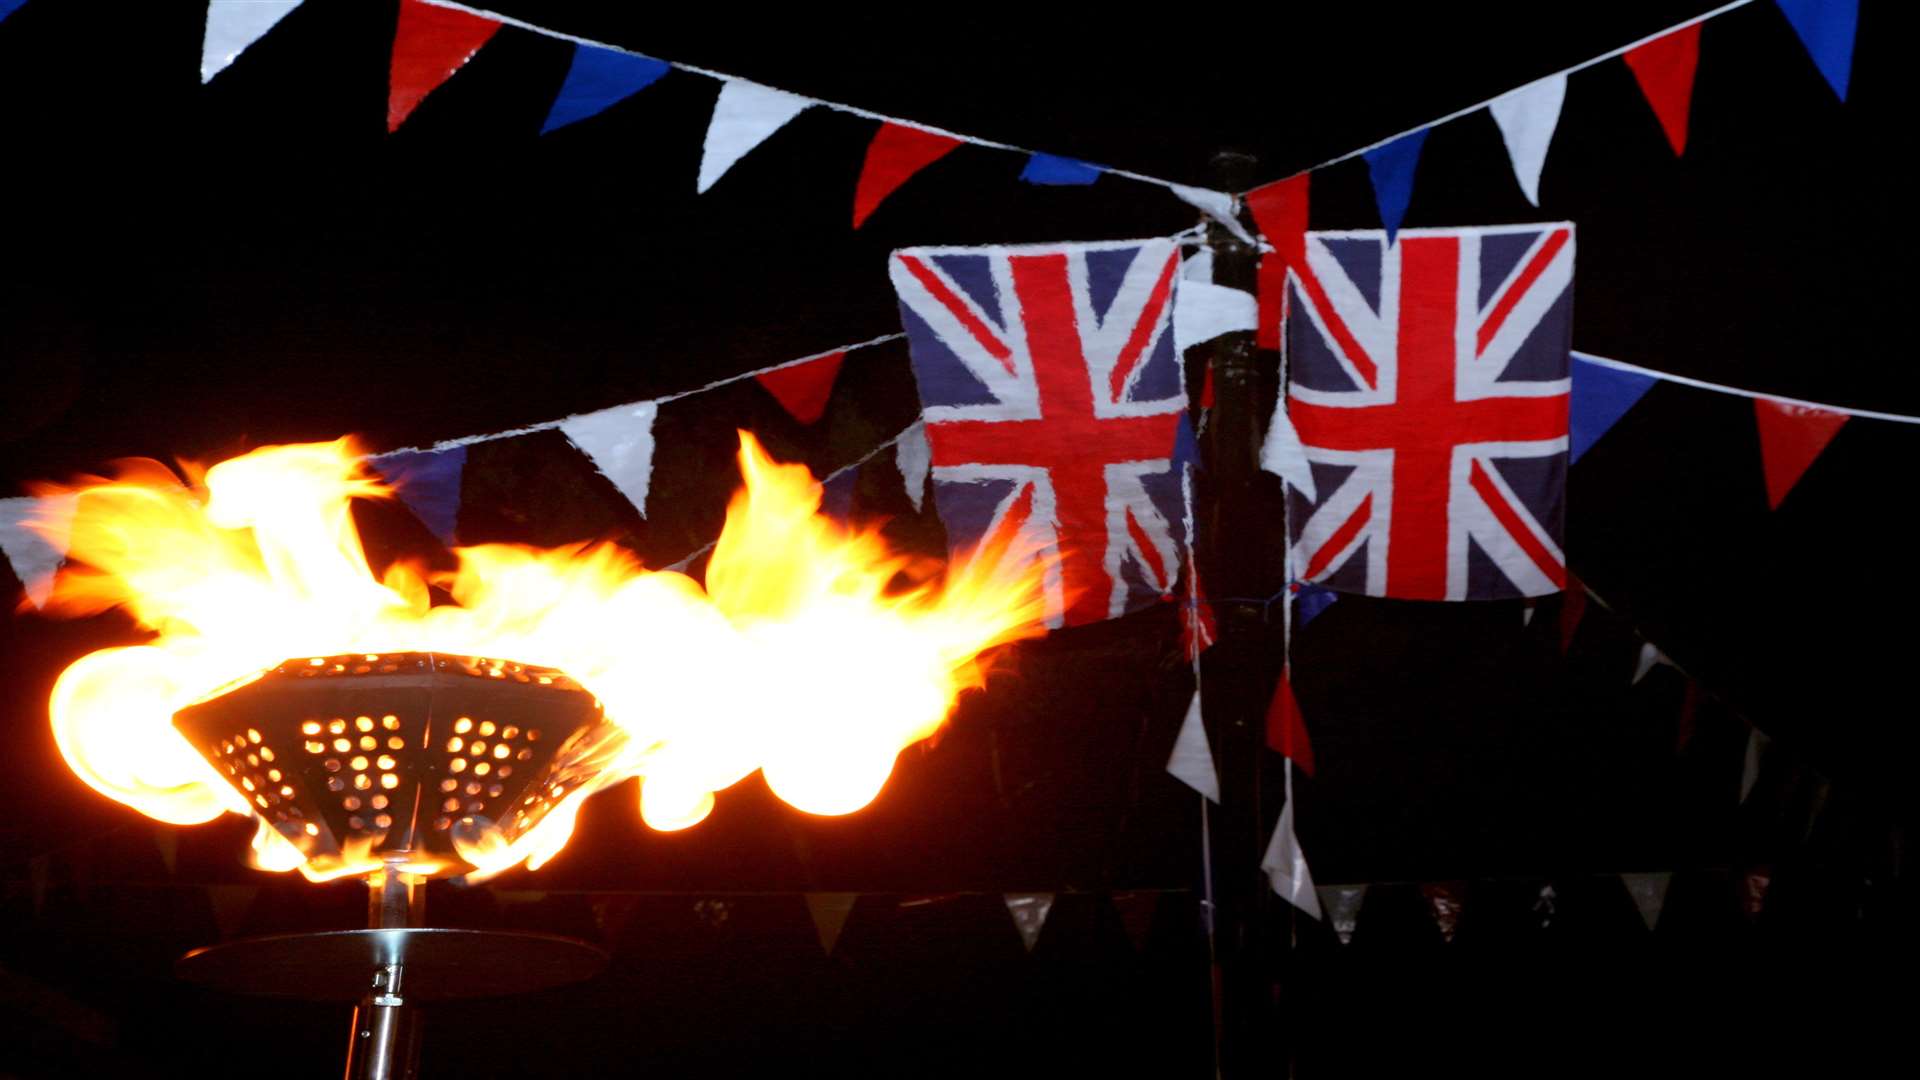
[1740,727,1772,804]
[1261,778,1321,919]
[1003,892,1054,952]
[1488,74,1566,206]
[1259,398,1316,501]
[201,0,304,83]
[1165,690,1218,803]
[1173,280,1257,356]
[1170,185,1256,246]
[896,420,931,512]
[1621,871,1671,932]
[560,401,660,517]
[0,494,77,609]
[698,81,812,194]
[1632,641,1672,684]
[1522,601,1537,626]
[1315,884,1367,944]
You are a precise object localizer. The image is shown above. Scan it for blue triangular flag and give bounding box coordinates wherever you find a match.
[1362,129,1428,242]
[1171,414,1200,472]
[1293,582,1337,628]
[1570,355,1659,463]
[0,1,26,24]
[820,466,858,524]
[371,446,467,546]
[541,44,670,134]
[1020,153,1103,186]
[1776,0,1857,101]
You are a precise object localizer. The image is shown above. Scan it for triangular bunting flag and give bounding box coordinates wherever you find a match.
[1557,576,1588,653]
[541,43,670,134]
[1172,280,1257,356]
[152,828,178,877]
[1170,185,1255,246]
[1632,641,1674,684]
[852,123,964,228]
[1621,871,1671,932]
[1111,891,1157,952]
[819,466,858,524]
[1624,24,1702,156]
[1020,153,1102,186]
[1741,726,1772,804]
[1776,0,1858,101]
[1739,867,1772,923]
[756,352,845,425]
[0,494,76,609]
[1754,398,1848,509]
[1420,880,1467,943]
[0,1,25,26]
[1245,173,1310,350]
[1166,690,1219,803]
[1488,75,1566,206]
[698,81,811,194]
[1264,670,1315,776]
[560,401,659,518]
[1259,399,1315,501]
[1261,786,1322,919]
[206,884,259,936]
[1292,582,1336,628]
[201,0,303,83]
[368,446,467,547]
[1317,884,1366,945]
[1004,892,1054,952]
[387,0,501,132]
[1362,129,1427,242]
[1570,355,1659,462]
[804,892,858,956]
[1522,600,1536,626]
[896,421,931,512]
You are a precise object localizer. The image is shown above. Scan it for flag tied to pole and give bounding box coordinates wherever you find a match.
[889,239,1189,628]
[1283,225,1574,601]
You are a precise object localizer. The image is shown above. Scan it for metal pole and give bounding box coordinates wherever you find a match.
[344,860,425,1080]
[1199,150,1276,1079]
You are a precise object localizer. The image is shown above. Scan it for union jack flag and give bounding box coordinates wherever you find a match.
[889,238,1188,627]
[1284,224,1574,601]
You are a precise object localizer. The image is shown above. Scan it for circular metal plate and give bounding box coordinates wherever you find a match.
[176,928,608,1001]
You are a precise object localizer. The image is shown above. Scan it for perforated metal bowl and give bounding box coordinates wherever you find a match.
[174,652,616,875]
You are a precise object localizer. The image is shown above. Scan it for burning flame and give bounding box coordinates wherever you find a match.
[29,433,1045,881]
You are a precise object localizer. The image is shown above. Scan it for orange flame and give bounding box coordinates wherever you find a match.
[31,433,1045,881]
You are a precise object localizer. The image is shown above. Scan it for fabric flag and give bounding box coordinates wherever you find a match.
[1740,867,1772,923]
[0,1,24,25]
[1179,557,1217,665]
[896,420,931,512]
[1259,395,1315,501]
[890,238,1188,627]
[1004,892,1054,951]
[853,124,963,229]
[1166,690,1219,802]
[560,400,659,518]
[1246,174,1311,351]
[756,351,844,425]
[201,0,303,83]
[1362,130,1428,242]
[368,446,466,547]
[819,466,858,524]
[1316,884,1367,945]
[1173,279,1257,357]
[1261,777,1322,919]
[1171,185,1256,246]
[388,0,500,132]
[1624,24,1701,156]
[1753,398,1847,509]
[1741,727,1772,804]
[698,81,811,194]
[1111,891,1158,952]
[0,494,76,609]
[541,44,669,133]
[804,893,858,956]
[1621,871,1671,932]
[1557,574,1588,652]
[1776,0,1857,101]
[1420,881,1467,943]
[1020,153,1102,186]
[1488,75,1566,207]
[1285,224,1573,600]
[1569,354,1658,463]
[1264,670,1314,775]
[1292,581,1336,627]
[1632,641,1675,684]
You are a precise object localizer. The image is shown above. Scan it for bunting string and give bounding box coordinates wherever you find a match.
[1575,351,1920,425]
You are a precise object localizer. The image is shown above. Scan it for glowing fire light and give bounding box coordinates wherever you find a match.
[26,433,1045,881]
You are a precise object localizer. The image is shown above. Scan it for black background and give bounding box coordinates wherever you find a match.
[0,2,1908,1076]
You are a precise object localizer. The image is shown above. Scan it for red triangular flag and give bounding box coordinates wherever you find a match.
[1244,174,1310,351]
[1198,366,1216,409]
[756,352,845,425]
[388,0,502,132]
[1753,398,1847,509]
[1623,24,1701,156]
[1557,574,1587,654]
[852,123,963,228]
[1264,669,1314,776]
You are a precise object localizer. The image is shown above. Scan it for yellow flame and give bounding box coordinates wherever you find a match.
[32,432,1045,880]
